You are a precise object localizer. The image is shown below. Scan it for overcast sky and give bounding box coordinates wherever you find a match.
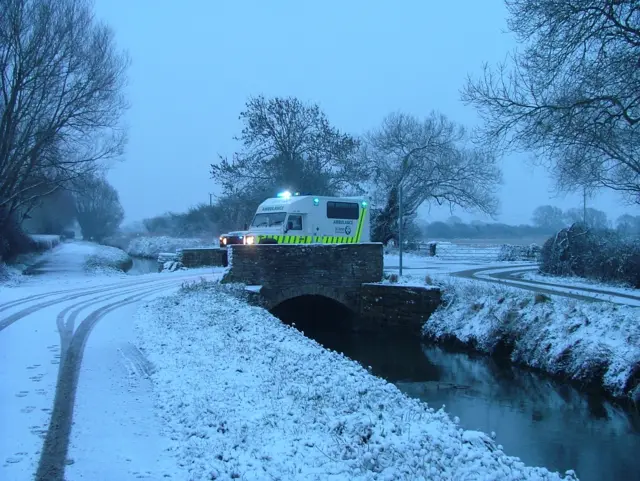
[94,0,632,226]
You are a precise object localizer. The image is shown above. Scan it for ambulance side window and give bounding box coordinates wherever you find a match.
[326,201,359,220]
[287,214,302,230]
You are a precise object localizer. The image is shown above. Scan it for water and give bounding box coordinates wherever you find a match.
[127,257,160,275]
[272,296,640,481]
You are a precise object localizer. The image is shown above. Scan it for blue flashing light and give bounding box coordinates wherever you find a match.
[277,190,292,199]
[361,200,368,208]
[313,197,320,206]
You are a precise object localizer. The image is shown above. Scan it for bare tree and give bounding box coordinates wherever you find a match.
[23,188,76,234]
[461,0,640,203]
[74,174,124,241]
[362,111,501,224]
[531,205,565,231]
[211,95,367,198]
[0,0,129,230]
[565,207,609,229]
[616,214,640,235]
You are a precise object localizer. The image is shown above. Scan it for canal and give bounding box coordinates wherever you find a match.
[272,295,640,481]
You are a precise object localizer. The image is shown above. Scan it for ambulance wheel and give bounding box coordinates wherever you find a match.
[258,238,278,244]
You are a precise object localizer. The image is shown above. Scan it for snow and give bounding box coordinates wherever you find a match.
[28,235,62,250]
[0,257,224,481]
[471,267,640,307]
[126,236,216,259]
[32,241,132,276]
[135,281,577,481]
[423,278,640,400]
[519,271,639,298]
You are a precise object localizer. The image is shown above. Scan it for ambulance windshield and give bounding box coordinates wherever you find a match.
[250,212,286,228]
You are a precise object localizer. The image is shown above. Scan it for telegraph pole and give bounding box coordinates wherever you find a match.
[582,186,587,225]
[398,181,403,276]
[209,193,213,206]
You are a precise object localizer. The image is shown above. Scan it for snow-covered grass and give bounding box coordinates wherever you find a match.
[386,242,502,262]
[126,236,216,259]
[135,281,576,481]
[520,271,638,296]
[84,244,133,274]
[423,278,640,401]
[0,261,22,286]
[29,234,62,251]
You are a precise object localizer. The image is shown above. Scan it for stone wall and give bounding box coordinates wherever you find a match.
[179,248,227,268]
[223,243,383,311]
[359,283,442,336]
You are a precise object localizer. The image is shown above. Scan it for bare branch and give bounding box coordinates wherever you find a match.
[0,0,129,228]
[362,111,501,222]
[463,0,640,202]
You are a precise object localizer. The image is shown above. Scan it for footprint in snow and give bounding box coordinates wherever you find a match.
[15,391,29,398]
[35,389,46,396]
[20,406,36,414]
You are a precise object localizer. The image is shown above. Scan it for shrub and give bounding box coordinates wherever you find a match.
[497,243,541,261]
[540,223,640,287]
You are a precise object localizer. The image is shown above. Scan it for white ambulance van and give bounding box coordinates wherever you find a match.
[219,191,370,246]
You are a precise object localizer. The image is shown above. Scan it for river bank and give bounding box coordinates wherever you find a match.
[422,278,640,403]
[136,280,579,480]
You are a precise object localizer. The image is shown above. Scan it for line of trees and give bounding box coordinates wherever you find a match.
[206,1,638,242]
[202,95,502,241]
[0,0,129,258]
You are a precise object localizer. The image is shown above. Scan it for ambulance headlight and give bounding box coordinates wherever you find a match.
[222,237,227,245]
[245,235,255,245]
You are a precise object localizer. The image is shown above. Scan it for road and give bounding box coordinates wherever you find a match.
[450,264,640,306]
[0,263,220,481]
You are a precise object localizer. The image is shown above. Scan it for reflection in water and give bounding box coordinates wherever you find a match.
[272,298,640,481]
[128,257,159,275]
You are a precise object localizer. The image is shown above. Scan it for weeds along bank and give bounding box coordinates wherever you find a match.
[422,278,640,403]
[135,281,577,481]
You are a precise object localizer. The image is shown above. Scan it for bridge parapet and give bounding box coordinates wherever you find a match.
[222,243,383,311]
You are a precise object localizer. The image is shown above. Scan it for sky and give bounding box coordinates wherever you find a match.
[93,0,633,227]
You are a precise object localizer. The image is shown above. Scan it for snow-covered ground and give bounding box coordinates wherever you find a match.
[0,241,223,481]
[29,235,62,250]
[423,278,640,401]
[134,281,577,481]
[24,241,132,277]
[126,236,216,259]
[519,271,639,298]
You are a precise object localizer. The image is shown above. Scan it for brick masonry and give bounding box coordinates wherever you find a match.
[179,248,228,268]
[222,243,384,311]
[359,283,443,336]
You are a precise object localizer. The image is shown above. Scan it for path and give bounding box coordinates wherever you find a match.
[451,265,640,306]
[0,242,221,481]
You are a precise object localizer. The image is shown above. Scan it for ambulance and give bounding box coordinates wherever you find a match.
[219,191,370,246]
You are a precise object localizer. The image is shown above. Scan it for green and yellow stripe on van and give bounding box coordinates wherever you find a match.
[257,204,367,245]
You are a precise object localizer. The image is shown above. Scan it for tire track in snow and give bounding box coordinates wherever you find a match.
[495,268,640,301]
[0,272,210,331]
[34,285,174,481]
[0,271,205,313]
[55,279,180,359]
[452,266,640,304]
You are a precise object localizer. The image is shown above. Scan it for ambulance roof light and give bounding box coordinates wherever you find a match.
[277,190,292,199]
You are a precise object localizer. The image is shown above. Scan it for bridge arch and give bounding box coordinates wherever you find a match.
[264,284,355,312]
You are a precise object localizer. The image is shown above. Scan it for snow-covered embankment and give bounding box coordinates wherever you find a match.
[127,236,215,259]
[423,279,640,401]
[136,281,577,480]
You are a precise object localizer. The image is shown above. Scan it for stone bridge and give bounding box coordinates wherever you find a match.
[221,243,384,312]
